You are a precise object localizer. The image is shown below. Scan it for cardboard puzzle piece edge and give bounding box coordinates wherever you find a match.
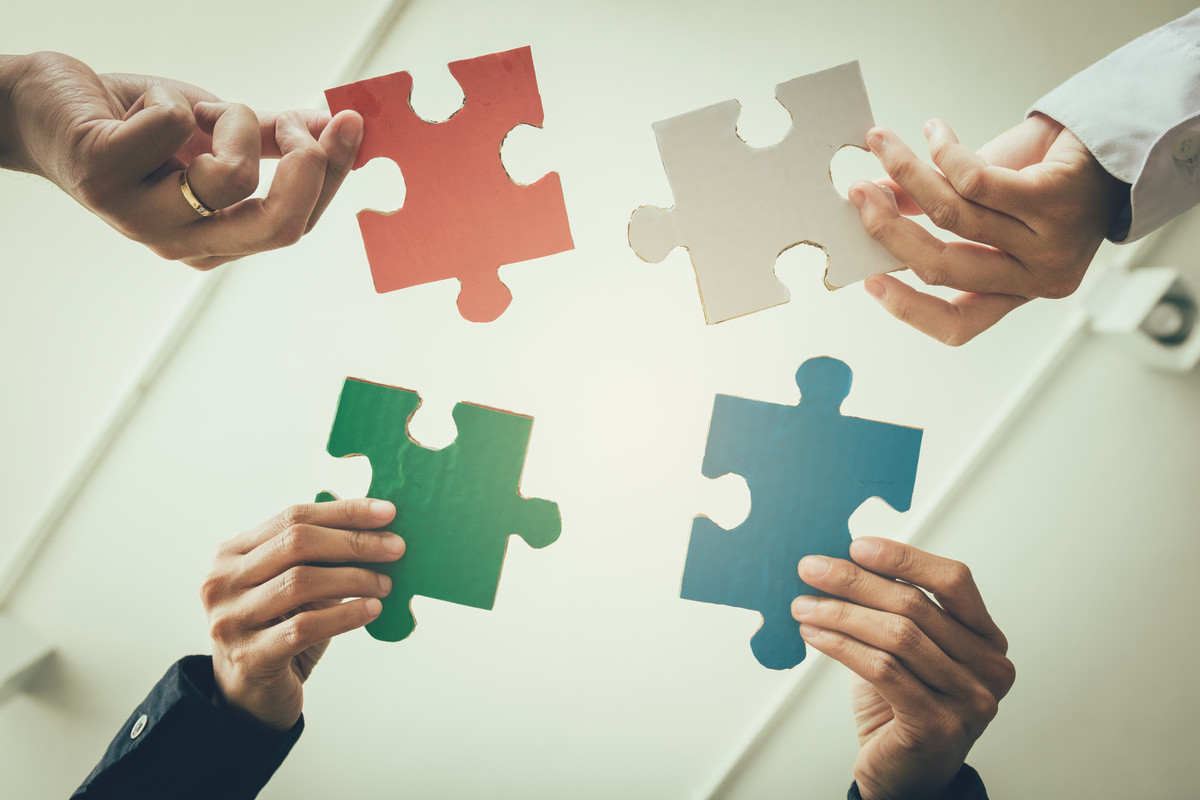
[629,61,903,324]
[680,356,922,669]
[325,46,574,323]
[316,377,561,642]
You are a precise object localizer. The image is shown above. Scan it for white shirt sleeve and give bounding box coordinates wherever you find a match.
[1029,9,1200,243]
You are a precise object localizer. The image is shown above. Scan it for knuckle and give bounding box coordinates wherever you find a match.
[828,599,854,628]
[967,685,1000,724]
[993,656,1017,695]
[923,197,962,232]
[279,615,312,649]
[276,524,310,558]
[897,585,930,618]
[206,612,237,644]
[209,541,232,565]
[943,560,976,593]
[197,572,223,608]
[290,140,328,177]
[345,529,374,561]
[887,293,917,325]
[156,96,196,138]
[331,499,361,527]
[860,207,895,242]
[886,153,917,186]
[884,616,923,652]
[216,159,259,200]
[917,264,951,288]
[953,166,990,204]
[141,100,195,161]
[266,216,307,250]
[277,566,311,601]
[827,561,861,597]
[882,542,914,574]
[865,651,904,685]
[278,503,312,530]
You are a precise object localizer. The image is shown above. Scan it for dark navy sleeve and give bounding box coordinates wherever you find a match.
[847,764,988,800]
[72,655,302,799]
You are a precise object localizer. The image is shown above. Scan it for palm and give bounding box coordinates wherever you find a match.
[850,674,898,777]
[265,601,335,728]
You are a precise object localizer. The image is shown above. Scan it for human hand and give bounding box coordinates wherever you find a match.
[850,114,1129,345]
[0,51,363,269]
[792,538,1014,800]
[200,499,403,731]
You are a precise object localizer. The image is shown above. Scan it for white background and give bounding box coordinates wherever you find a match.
[1,1,1198,797]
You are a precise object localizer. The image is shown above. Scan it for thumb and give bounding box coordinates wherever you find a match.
[101,84,197,179]
[976,113,1063,170]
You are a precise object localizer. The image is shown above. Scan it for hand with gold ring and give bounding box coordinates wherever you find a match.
[0,51,363,269]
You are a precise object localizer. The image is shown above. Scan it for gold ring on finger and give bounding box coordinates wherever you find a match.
[180,168,218,217]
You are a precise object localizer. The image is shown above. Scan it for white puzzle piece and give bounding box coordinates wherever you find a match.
[629,61,903,324]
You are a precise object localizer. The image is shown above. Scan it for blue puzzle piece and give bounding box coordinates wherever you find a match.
[681,357,922,670]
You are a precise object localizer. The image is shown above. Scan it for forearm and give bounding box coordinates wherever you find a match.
[1029,9,1200,242]
[73,656,302,800]
[0,54,32,172]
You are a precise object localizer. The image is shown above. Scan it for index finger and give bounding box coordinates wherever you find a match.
[254,108,331,158]
[224,498,396,556]
[849,537,1007,649]
[169,111,328,261]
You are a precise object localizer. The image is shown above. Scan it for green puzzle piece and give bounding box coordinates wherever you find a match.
[317,378,561,642]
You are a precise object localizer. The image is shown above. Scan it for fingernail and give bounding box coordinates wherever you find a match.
[849,187,866,210]
[850,538,881,564]
[792,595,818,616]
[369,499,394,520]
[800,555,831,580]
[338,112,364,149]
[923,119,938,139]
[864,278,887,302]
[798,622,822,640]
[879,184,900,213]
[382,533,405,556]
[866,132,884,154]
[365,598,383,618]
[377,572,392,593]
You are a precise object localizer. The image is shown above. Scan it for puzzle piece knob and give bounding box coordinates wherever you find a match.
[628,205,679,263]
[795,356,852,411]
[457,269,514,323]
[750,606,808,670]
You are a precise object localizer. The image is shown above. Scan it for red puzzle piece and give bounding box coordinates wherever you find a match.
[326,46,574,322]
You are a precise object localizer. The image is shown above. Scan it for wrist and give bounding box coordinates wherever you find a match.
[854,762,964,800]
[212,659,302,732]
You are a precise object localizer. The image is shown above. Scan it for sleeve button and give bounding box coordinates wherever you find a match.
[1172,131,1200,163]
[130,713,148,740]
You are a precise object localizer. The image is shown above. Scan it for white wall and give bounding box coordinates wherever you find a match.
[1,1,1196,798]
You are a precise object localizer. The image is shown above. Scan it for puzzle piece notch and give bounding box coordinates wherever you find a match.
[316,377,561,642]
[629,61,903,324]
[325,46,574,323]
[681,357,922,669]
